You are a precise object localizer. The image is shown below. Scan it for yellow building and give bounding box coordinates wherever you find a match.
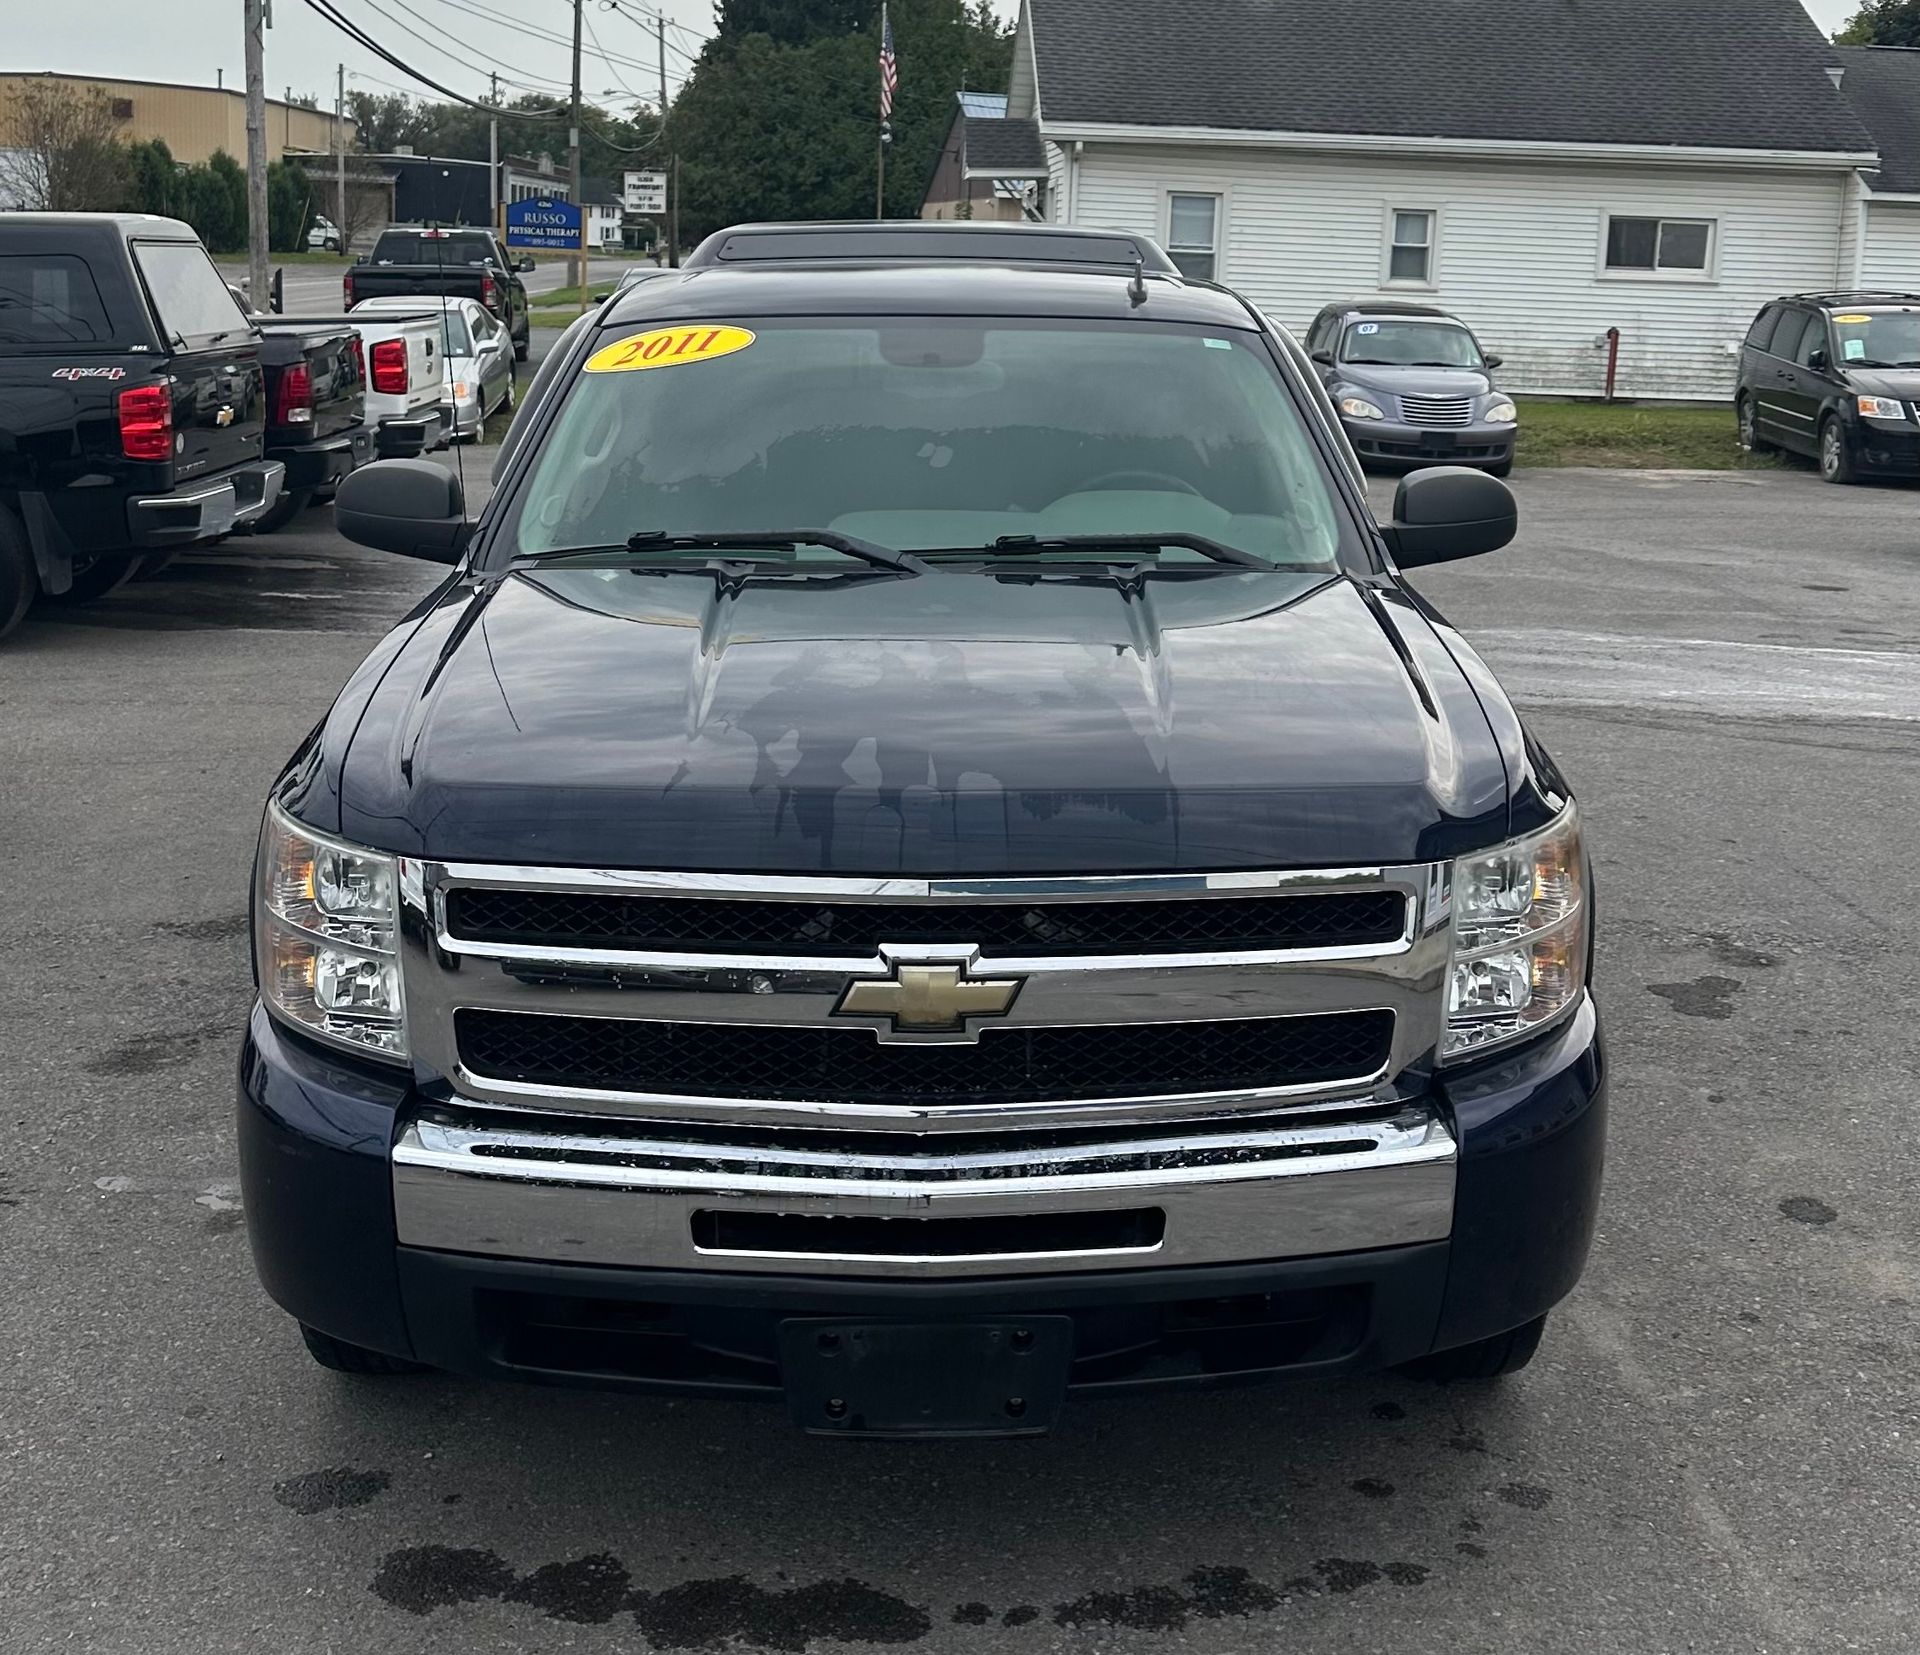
[0,72,355,165]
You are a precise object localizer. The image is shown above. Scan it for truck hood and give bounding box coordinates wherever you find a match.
[331,566,1512,873]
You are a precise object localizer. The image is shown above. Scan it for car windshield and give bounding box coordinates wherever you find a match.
[504,316,1349,571]
[1341,320,1483,368]
[1829,307,1920,368]
[372,232,496,266]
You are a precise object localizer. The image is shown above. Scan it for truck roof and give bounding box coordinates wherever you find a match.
[0,211,201,242]
[600,262,1262,331]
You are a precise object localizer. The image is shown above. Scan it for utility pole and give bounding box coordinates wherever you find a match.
[244,0,270,309]
[334,63,346,250]
[488,70,501,241]
[658,15,673,266]
[570,0,586,314]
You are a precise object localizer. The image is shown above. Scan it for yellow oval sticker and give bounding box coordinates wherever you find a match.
[1834,313,1872,324]
[584,325,755,374]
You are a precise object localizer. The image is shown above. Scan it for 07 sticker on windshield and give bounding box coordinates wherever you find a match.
[584,325,755,373]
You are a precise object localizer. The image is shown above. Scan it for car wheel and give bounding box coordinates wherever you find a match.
[251,486,314,535]
[514,334,530,363]
[1398,1314,1548,1382]
[503,374,517,414]
[1736,394,1769,454]
[0,507,37,640]
[40,551,137,605]
[299,1323,430,1375]
[1819,417,1856,485]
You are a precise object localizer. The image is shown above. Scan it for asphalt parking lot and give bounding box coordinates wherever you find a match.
[3,397,1918,1651]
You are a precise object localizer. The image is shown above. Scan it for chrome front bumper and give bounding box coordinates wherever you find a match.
[393,1105,1457,1278]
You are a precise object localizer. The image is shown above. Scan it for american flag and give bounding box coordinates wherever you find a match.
[879,5,898,120]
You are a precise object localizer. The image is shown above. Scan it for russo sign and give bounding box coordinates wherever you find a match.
[506,196,583,250]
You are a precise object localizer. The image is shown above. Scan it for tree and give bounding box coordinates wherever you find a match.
[267,159,312,252]
[664,0,1013,242]
[124,139,180,218]
[0,77,129,211]
[1836,1,1920,44]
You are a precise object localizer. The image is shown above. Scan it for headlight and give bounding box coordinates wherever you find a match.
[255,802,408,1061]
[1443,806,1587,1061]
[1856,395,1906,420]
[1484,399,1517,424]
[1339,396,1385,420]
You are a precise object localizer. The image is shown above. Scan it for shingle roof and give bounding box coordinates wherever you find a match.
[963,114,1047,174]
[1029,0,1876,155]
[1837,46,1920,192]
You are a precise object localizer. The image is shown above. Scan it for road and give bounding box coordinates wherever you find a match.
[3,371,1918,1653]
[218,255,634,313]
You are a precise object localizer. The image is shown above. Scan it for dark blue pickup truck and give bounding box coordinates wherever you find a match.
[240,222,1604,1436]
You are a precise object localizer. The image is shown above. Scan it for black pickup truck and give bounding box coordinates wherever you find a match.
[0,212,284,636]
[242,222,1604,1434]
[250,318,372,532]
[343,226,532,363]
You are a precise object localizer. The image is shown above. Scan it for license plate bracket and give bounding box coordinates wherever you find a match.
[778,1317,1074,1438]
[1418,430,1458,452]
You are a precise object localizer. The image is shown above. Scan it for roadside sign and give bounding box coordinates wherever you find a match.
[506,197,583,250]
[623,170,668,214]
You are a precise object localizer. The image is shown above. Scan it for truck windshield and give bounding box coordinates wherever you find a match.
[506,317,1349,569]
[1341,320,1483,368]
[372,232,497,266]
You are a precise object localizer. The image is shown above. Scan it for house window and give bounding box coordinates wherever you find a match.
[1387,210,1434,284]
[1605,215,1713,274]
[1167,193,1219,280]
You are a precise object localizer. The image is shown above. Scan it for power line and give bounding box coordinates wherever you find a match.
[301,0,560,113]
[414,0,670,76]
[345,0,574,94]
[600,1,706,68]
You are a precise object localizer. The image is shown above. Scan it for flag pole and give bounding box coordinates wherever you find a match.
[876,1,891,220]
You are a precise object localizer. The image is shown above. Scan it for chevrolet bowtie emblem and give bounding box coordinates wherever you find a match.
[836,961,1022,1035]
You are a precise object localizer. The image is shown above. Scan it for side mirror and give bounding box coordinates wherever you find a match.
[1806,348,1830,373]
[1383,466,1517,568]
[335,460,470,563]
[517,255,536,273]
[1484,353,1503,369]
[1310,348,1334,366]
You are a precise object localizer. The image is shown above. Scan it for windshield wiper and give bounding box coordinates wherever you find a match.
[515,529,925,573]
[925,533,1281,570]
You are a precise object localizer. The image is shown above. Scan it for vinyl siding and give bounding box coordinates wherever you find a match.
[1859,199,1920,290]
[1045,140,1069,222]
[1063,144,1855,399]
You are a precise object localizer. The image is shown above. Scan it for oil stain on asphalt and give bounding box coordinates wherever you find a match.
[1647,975,1744,1019]
[274,1467,391,1514]
[369,1552,1439,1642]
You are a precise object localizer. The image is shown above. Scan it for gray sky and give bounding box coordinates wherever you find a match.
[2,0,1018,111]
[0,0,1862,111]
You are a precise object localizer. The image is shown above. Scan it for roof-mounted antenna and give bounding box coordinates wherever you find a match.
[1127,249,1148,308]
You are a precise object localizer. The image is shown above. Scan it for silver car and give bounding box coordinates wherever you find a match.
[349,295,516,442]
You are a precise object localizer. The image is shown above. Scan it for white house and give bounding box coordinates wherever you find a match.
[1835,45,1920,287]
[1005,0,1890,400]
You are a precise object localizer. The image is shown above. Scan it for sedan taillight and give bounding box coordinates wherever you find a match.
[370,338,408,395]
[118,382,173,461]
[274,362,314,427]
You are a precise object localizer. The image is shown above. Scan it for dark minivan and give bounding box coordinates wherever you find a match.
[1737,291,1920,483]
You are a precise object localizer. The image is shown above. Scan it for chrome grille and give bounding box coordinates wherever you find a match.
[400,862,1450,1132]
[1398,393,1474,428]
[445,885,1410,957]
[455,1007,1395,1106]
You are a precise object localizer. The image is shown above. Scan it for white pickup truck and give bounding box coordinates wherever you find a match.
[346,304,450,459]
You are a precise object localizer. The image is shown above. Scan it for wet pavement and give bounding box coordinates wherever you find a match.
[3,429,1919,1653]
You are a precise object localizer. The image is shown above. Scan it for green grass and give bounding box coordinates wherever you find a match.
[1514,397,1771,470]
